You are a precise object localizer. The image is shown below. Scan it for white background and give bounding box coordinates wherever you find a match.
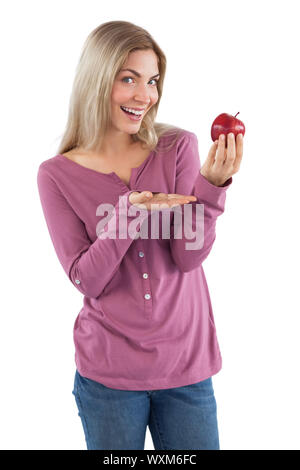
[1,0,299,450]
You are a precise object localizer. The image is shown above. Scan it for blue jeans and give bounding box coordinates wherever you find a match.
[72,369,220,450]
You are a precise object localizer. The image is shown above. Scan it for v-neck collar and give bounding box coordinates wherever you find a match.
[56,149,155,190]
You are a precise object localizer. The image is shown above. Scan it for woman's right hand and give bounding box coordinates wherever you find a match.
[129,191,197,211]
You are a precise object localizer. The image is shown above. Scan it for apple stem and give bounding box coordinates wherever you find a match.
[234,112,240,118]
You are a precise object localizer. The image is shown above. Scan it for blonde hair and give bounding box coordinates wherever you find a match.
[56,20,183,156]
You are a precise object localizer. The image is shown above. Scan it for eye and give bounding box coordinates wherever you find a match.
[121,77,134,84]
[149,78,159,86]
[121,76,159,86]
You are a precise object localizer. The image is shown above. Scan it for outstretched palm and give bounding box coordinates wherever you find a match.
[129,191,197,211]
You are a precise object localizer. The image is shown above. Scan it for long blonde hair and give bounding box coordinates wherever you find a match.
[56,20,183,156]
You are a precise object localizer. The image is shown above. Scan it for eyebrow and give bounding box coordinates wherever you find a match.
[120,68,160,79]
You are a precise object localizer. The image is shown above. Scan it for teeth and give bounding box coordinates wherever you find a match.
[121,106,144,116]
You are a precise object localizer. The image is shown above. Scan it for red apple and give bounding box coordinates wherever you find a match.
[211,112,245,143]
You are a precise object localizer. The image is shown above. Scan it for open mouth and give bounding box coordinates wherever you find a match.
[120,106,144,121]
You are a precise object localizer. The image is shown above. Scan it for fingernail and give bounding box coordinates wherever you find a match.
[220,134,225,140]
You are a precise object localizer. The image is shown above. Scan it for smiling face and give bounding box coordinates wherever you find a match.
[110,49,160,134]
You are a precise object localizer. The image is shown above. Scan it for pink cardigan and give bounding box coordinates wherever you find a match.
[37,129,232,390]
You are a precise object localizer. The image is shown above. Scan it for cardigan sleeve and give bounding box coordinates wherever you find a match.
[169,132,232,272]
[37,165,149,299]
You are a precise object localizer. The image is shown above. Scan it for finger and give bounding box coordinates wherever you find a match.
[224,132,236,166]
[166,193,185,199]
[141,191,153,199]
[160,197,191,206]
[132,192,153,207]
[169,199,191,206]
[234,133,244,171]
[129,191,141,204]
[166,194,197,202]
[177,194,197,202]
[207,141,218,165]
[215,134,226,164]
[139,191,153,200]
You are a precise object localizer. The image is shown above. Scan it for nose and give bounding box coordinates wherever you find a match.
[133,83,152,105]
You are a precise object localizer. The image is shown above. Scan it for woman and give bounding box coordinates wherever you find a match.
[37,20,243,450]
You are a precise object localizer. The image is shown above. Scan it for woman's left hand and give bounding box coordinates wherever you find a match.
[200,132,244,187]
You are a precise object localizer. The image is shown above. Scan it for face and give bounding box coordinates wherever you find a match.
[110,49,160,135]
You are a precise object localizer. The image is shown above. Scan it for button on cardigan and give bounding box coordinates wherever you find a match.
[37,129,232,390]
